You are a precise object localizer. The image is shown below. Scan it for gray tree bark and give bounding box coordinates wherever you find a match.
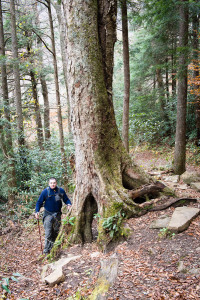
[121,0,130,152]
[191,12,200,142]
[47,0,68,188]
[173,0,189,174]
[53,1,71,133]
[40,74,51,141]
[10,0,25,147]
[0,0,16,204]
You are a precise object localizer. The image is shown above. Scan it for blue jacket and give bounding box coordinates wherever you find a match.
[35,186,72,213]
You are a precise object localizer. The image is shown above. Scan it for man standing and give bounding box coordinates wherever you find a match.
[35,177,72,254]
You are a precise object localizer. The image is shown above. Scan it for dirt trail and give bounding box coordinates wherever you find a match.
[1,150,200,299]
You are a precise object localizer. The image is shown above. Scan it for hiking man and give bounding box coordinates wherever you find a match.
[35,177,72,254]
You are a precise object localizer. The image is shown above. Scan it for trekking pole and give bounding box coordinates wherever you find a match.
[37,219,43,255]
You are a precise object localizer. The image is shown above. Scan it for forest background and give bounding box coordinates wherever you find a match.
[0,0,200,215]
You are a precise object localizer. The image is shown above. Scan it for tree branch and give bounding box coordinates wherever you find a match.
[32,28,54,55]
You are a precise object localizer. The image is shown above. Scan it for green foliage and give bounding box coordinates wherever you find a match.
[158,227,175,239]
[0,272,22,296]
[62,216,75,226]
[102,210,126,239]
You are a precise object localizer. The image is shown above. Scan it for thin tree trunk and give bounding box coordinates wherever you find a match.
[53,2,71,133]
[34,2,51,142]
[172,38,177,97]
[0,0,16,204]
[121,0,130,152]
[166,57,169,99]
[27,39,44,149]
[10,0,25,147]
[30,70,44,149]
[156,67,169,124]
[192,13,200,142]
[47,0,68,188]
[40,74,51,141]
[173,0,189,174]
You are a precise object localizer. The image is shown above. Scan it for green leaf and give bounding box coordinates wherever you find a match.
[11,276,18,282]
[12,272,22,277]
[2,284,11,293]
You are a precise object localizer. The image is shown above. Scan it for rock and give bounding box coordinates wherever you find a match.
[150,215,171,229]
[190,182,200,191]
[178,184,188,190]
[168,207,200,233]
[189,268,200,275]
[44,267,65,287]
[196,247,200,252]
[42,255,81,286]
[181,171,200,185]
[90,252,101,258]
[164,175,180,183]
[178,261,187,273]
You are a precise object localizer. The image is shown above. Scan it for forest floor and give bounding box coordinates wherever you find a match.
[1,147,200,300]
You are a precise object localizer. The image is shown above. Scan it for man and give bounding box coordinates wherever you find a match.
[35,177,72,254]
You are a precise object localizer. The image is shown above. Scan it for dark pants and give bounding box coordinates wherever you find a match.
[43,211,61,254]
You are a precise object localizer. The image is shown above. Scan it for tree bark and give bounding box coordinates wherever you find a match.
[27,41,44,150]
[47,0,68,189]
[62,0,154,245]
[121,0,130,152]
[53,1,71,133]
[0,0,16,204]
[40,74,51,141]
[34,2,51,142]
[173,0,189,174]
[171,38,177,97]
[191,12,200,142]
[10,0,25,147]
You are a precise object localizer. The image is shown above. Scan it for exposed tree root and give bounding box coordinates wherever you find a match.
[128,181,166,200]
[138,197,199,213]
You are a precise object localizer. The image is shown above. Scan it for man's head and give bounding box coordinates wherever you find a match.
[49,177,57,189]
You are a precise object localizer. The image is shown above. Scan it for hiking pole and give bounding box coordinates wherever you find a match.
[37,219,43,255]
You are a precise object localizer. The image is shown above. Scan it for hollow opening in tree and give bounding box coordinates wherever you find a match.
[134,191,160,204]
[80,193,98,243]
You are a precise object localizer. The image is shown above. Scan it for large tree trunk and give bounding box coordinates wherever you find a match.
[121,0,130,152]
[0,0,16,204]
[173,0,189,174]
[62,0,154,245]
[47,0,68,189]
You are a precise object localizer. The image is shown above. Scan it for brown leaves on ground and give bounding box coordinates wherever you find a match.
[0,149,200,299]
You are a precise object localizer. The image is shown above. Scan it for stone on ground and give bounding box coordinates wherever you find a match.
[164,175,180,183]
[168,207,200,233]
[42,255,81,286]
[150,215,171,229]
[190,182,200,191]
[181,171,200,185]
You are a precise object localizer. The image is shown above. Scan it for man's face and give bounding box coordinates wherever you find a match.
[49,179,57,189]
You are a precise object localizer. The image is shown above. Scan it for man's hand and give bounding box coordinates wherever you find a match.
[35,212,40,219]
[67,204,72,210]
